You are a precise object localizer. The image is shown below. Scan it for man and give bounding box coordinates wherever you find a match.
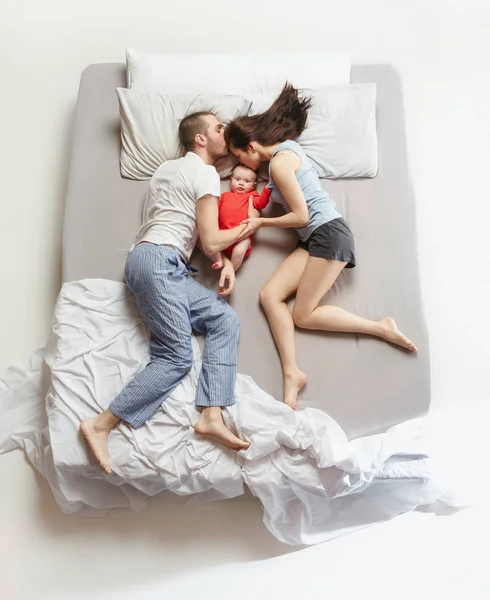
[81,112,250,474]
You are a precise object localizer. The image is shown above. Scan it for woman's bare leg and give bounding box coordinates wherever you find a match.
[293,257,417,350]
[259,249,309,409]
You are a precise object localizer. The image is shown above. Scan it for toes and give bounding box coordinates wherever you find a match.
[404,337,416,351]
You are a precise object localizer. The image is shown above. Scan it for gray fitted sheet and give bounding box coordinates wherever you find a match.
[62,63,430,439]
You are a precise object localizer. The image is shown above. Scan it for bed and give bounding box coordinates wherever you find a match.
[62,62,430,439]
[0,60,445,545]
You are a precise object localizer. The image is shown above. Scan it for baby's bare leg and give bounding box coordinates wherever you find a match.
[231,239,251,271]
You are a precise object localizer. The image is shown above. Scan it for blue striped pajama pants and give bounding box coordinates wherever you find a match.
[109,242,240,428]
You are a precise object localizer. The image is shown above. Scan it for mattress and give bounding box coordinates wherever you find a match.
[62,63,430,438]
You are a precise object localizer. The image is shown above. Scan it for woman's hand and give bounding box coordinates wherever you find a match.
[218,258,236,296]
[237,217,263,241]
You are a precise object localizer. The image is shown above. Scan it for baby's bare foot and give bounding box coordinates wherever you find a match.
[210,253,223,270]
[80,417,112,474]
[195,410,250,451]
[378,317,417,352]
[283,370,307,410]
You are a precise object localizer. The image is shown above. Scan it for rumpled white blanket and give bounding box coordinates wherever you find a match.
[0,279,454,545]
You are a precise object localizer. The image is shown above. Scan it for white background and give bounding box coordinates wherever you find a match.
[1,1,489,599]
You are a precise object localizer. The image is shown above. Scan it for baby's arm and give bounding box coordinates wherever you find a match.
[247,187,271,219]
[248,196,260,219]
[253,186,271,210]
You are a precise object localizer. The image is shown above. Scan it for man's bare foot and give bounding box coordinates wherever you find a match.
[378,317,417,352]
[80,417,113,474]
[283,369,307,410]
[195,408,250,451]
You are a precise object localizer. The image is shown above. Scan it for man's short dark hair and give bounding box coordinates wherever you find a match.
[179,112,214,152]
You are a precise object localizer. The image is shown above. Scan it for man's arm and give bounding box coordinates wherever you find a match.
[196,238,235,294]
[196,194,247,256]
[196,237,222,263]
[217,254,235,296]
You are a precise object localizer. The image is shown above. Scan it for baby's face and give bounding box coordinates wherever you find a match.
[230,166,257,194]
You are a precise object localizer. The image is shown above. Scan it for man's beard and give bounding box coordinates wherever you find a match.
[209,141,229,161]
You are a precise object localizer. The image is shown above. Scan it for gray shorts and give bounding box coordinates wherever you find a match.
[296,218,356,268]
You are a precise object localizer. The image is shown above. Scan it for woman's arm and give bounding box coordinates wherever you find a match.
[196,194,247,255]
[262,153,309,228]
[237,153,309,240]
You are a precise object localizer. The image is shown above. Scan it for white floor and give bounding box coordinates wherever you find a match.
[2,2,490,598]
[1,398,488,600]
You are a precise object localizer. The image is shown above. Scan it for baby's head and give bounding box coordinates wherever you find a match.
[230,164,258,194]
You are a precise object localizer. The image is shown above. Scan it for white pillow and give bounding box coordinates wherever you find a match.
[117,88,251,180]
[250,83,378,179]
[126,48,351,96]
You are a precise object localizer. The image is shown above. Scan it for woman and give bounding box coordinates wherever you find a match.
[225,84,417,411]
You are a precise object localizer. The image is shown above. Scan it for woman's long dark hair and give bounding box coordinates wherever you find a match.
[225,83,312,148]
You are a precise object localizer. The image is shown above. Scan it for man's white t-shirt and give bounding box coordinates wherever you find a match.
[132,152,220,263]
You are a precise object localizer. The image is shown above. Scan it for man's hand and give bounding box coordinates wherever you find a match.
[237,217,263,241]
[218,258,235,296]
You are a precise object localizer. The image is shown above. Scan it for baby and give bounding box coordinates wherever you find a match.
[211,164,271,271]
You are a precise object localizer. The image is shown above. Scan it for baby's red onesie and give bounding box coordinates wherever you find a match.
[218,187,271,257]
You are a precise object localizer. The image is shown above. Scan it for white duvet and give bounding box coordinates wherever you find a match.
[0,279,454,545]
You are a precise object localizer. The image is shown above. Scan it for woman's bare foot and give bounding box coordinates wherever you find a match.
[195,407,250,451]
[80,414,117,474]
[378,317,417,352]
[283,369,307,410]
